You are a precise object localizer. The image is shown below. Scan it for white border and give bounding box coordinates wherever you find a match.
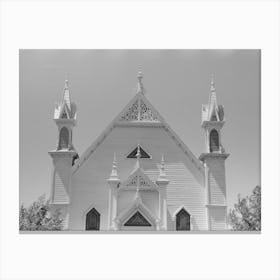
[1,1,280,280]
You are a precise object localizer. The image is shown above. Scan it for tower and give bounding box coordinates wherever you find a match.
[199,76,229,230]
[48,79,78,229]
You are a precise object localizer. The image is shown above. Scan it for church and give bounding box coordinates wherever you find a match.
[48,72,229,231]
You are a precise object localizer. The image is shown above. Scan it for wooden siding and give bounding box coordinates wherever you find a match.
[207,159,226,205]
[209,207,227,230]
[69,126,207,230]
[53,171,69,204]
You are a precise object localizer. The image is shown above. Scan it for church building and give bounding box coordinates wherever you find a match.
[48,72,229,231]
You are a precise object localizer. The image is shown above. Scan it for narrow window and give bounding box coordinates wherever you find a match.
[176,208,191,231]
[86,208,100,230]
[127,146,151,159]
[210,129,219,152]
[58,127,69,150]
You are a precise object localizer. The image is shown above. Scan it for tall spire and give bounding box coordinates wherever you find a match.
[108,153,120,181]
[137,71,145,95]
[63,78,71,110]
[208,74,218,120]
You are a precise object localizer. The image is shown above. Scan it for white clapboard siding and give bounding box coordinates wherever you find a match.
[209,207,227,230]
[69,126,207,230]
[53,171,69,204]
[208,159,226,205]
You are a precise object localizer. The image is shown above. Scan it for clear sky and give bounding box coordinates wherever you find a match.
[19,49,260,209]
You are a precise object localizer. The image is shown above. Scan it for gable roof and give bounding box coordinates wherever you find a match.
[121,165,158,190]
[116,194,158,227]
[72,81,204,176]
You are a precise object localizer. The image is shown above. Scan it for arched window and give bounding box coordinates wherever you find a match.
[210,129,219,152]
[86,208,100,230]
[176,208,191,231]
[58,127,69,150]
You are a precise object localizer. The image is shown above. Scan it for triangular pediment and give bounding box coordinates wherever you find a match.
[118,93,160,123]
[122,167,157,189]
[124,211,151,226]
[73,91,205,181]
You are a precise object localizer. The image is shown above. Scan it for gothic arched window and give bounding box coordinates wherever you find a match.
[210,129,219,152]
[86,208,100,230]
[58,127,69,150]
[176,208,191,231]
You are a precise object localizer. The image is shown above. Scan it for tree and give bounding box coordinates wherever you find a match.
[19,194,63,231]
[228,186,261,231]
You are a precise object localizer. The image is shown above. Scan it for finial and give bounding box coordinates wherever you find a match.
[137,71,144,94]
[136,143,141,159]
[159,154,167,178]
[62,76,71,110]
[210,74,215,92]
[157,154,169,182]
[109,153,119,180]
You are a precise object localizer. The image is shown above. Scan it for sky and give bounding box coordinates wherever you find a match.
[19,49,260,209]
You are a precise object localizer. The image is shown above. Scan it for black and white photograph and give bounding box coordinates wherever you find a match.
[19,49,260,232]
[1,1,280,280]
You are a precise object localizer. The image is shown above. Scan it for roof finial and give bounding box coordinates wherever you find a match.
[136,143,141,159]
[210,74,215,92]
[109,153,120,180]
[62,76,71,109]
[137,71,144,94]
[159,154,167,179]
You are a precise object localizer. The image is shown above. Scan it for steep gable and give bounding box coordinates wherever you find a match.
[72,84,204,178]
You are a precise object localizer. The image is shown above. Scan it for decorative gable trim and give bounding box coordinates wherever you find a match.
[72,92,205,178]
[118,96,159,123]
[121,167,158,190]
[117,197,157,227]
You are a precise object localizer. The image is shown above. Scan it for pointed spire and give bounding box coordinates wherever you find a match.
[108,153,120,181]
[156,154,169,185]
[208,74,219,121]
[210,74,215,92]
[137,71,145,94]
[63,78,71,110]
[158,154,167,180]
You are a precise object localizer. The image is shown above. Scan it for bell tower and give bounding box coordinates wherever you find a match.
[199,76,229,230]
[48,79,78,229]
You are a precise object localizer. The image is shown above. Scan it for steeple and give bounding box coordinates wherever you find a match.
[201,75,225,154]
[199,75,229,230]
[136,71,145,95]
[52,79,77,151]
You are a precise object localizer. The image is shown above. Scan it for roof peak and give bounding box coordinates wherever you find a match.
[137,71,145,95]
